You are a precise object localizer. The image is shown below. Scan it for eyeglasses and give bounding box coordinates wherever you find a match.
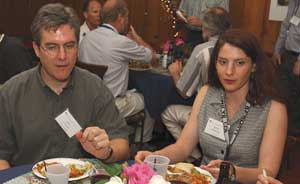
[39,42,78,57]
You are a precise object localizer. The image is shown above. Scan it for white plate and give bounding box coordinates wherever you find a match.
[32,158,92,181]
[167,165,216,184]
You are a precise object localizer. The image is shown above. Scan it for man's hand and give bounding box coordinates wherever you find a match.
[293,60,300,76]
[127,26,141,42]
[187,16,202,27]
[0,160,10,170]
[272,53,281,65]
[76,127,111,160]
[168,60,182,84]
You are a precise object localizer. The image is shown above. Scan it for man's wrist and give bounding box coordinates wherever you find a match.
[100,146,113,162]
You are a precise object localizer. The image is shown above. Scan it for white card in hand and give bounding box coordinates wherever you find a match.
[176,10,188,23]
[55,108,82,138]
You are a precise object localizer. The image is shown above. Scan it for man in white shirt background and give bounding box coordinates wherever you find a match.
[79,0,157,144]
[80,0,102,43]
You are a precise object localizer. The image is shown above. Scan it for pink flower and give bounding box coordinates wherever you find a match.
[122,163,156,184]
[175,38,184,46]
[163,40,170,52]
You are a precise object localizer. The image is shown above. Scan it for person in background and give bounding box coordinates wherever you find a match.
[80,0,102,43]
[0,31,33,84]
[257,174,283,184]
[177,0,229,47]
[0,3,130,170]
[79,0,157,143]
[162,7,231,163]
[274,0,300,135]
[136,29,287,183]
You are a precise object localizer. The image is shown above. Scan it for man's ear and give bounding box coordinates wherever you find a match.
[83,12,88,20]
[32,42,40,58]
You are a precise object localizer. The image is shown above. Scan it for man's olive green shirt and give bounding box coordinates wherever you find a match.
[0,66,128,166]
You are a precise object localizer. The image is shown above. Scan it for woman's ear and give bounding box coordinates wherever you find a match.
[251,64,256,72]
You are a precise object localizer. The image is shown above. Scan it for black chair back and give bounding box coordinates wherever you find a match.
[76,61,108,79]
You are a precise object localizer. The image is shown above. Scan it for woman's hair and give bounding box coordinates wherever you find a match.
[207,29,285,105]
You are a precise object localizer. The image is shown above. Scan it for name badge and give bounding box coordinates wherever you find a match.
[204,118,226,141]
[55,108,82,138]
[290,16,300,26]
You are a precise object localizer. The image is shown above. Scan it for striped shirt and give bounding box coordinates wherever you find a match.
[176,36,218,97]
[198,87,271,167]
[275,0,300,60]
[179,0,229,30]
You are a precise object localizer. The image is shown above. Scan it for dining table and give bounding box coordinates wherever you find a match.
[0,159,130,184]
[128,65,195,120]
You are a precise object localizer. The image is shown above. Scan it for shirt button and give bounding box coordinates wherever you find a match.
[221,150,224,154]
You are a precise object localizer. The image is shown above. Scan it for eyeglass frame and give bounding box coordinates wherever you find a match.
[39,41,78,57]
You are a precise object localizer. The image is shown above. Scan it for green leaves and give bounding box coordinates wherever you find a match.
[96,161,123,176]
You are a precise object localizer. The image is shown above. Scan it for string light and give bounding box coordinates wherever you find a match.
[160,0,179,38]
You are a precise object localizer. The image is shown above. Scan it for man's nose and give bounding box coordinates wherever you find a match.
[57,46,67,60]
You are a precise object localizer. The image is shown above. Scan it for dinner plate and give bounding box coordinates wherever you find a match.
[167,165,216,184]
[32,158,92,181]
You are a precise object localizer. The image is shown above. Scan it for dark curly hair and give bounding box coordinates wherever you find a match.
[207,29,285,105]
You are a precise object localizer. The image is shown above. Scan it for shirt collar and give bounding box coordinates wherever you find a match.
[102,23,119,33]
[209,35,219,42]
[36,64,75,91]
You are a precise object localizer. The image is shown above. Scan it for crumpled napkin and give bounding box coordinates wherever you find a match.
[149,175,171,184]
[105,176,123,184]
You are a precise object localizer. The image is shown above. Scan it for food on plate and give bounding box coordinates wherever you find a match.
[67,162,92,178]
[168,162,194,174]
[33,161,59,177]
[129,60,150,69]
[166,163,211,184]
[33,160,92,178]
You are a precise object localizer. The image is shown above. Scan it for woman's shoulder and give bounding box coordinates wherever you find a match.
[269,100,287,114]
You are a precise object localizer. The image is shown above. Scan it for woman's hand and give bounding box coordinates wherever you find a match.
[135,151,154,163]
[200,159,223,178]
[256,174,282,184]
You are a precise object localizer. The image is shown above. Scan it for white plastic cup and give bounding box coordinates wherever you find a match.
[46,164,70,184]
[145,155,170,177]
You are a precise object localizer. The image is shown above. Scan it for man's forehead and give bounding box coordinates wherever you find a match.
[88,1,101,9]
[39,25,77,43]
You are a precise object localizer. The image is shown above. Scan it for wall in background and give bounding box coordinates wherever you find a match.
[0,0,283,53]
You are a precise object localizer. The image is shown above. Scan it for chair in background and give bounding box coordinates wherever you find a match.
[284,133,300,170]
[76,61,108,79]
[76,61,145,149]
[126,110,145,150]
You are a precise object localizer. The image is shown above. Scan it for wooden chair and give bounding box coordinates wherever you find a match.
[76,61,145,149]
[76,61,108,79]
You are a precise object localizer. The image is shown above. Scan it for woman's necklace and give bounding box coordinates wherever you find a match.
[220,91,251,160]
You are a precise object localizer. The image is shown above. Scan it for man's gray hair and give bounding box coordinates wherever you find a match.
[31,3,80,46]
[202,7,232,37]
[101,0,128,24]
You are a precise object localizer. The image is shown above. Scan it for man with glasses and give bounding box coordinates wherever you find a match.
[0,3,130,170]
